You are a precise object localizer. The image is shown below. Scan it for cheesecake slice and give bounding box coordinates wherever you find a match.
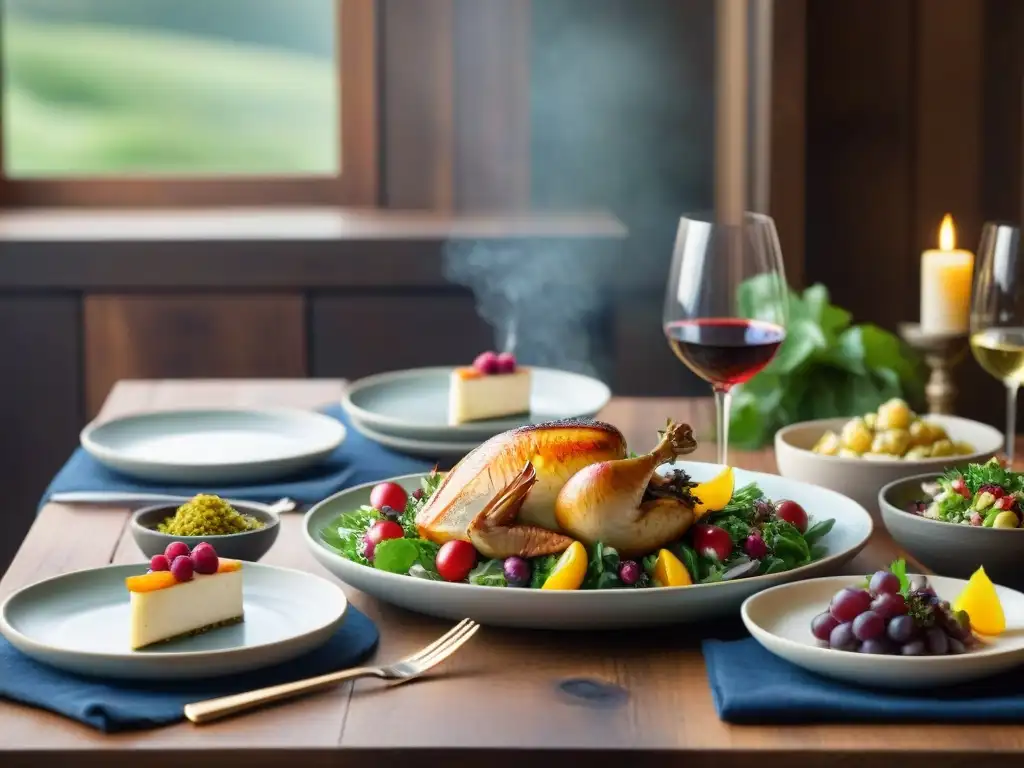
[449,351,532,425]
[126,543,243,650]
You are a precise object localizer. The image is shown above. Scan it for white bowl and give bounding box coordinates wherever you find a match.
[742,574,1024,688]
[775,414,1002,519]
[304,462,874,630]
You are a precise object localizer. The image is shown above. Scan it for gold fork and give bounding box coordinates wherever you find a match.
[184,618,480,724]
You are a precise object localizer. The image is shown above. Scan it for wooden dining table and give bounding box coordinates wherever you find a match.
[2,378,1021,768]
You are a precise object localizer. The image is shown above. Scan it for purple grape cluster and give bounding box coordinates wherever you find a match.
[810,572,974,655]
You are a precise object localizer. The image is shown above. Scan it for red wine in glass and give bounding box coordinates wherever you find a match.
[664,318,785,388]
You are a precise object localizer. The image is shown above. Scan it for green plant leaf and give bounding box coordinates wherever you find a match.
[766,317,828,375]
[729,278,926,447]
[373,538,419,575]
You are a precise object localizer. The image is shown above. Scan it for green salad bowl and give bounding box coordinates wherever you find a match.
[879,472,1024,587]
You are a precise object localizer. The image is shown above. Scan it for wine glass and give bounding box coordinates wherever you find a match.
[970,222,1024,463]
[663,212,788,465]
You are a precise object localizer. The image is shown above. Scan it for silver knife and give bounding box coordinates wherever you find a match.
[49,492,296,514]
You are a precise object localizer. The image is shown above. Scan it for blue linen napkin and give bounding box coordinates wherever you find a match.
[704,637,1024,723]
[0,607,379,732]
[41,405,434,507]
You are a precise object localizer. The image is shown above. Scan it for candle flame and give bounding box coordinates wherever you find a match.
[938,213,956,251]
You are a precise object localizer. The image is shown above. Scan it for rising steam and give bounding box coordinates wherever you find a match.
[443,241,610,379]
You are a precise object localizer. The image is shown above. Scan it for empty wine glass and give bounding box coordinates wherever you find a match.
[663,212,788,465]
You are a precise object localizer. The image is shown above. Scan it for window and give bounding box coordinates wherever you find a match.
[0,0,377,206]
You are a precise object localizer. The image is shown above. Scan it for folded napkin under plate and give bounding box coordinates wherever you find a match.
[41,405,434,508]
[704,637,1024,723]
[0,607,379,732]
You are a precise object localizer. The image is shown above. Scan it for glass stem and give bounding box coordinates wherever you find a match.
[1006,382,1019,465]
[714,386,732,466]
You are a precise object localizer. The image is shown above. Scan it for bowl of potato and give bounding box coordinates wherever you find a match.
[774,398,1003,517]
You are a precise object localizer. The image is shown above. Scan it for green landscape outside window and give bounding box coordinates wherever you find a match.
[1,0,339,177]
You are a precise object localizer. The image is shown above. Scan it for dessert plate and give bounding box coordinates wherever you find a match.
[305,462,874,630]
[347,419,480,460]
[742,574,1024,688]
[0,562,348,680]
[81,408,346,484]
[342,366,611,442]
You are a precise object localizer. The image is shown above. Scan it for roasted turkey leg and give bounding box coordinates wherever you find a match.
[553,422,699,557]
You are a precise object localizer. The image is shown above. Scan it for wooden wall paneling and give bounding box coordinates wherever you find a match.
[981,0,1024,223]
[0,296,81,574]
[804,0,914,330]
[453,0,531,211]
[380,0,455,210]
[310,293,494,380]
[914,1,995,425]
[768,0,806,289]
[83,295,307,418]
[337,0,380,206]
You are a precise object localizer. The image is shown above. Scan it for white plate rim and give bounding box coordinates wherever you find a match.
[348,419,480,457]
[80,407,347,471]
[304,464,876,598]
[740,573,1024,664]
[0,561,349,663]
[341,366,612,437]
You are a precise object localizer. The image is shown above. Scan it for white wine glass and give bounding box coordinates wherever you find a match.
[970,222,1024,463]
[663,212,788,466]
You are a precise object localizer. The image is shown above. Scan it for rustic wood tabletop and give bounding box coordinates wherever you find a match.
[1,379,1019,768]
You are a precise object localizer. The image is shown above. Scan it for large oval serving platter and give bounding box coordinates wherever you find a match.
[304,462,874,630]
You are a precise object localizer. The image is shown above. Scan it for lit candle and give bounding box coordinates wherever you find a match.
[920,214,974,334]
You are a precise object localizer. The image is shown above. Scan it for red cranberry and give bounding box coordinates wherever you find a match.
[164,541,190,562]
[472,351,500,375]
[496,352,517,373]
[170,555,194,582]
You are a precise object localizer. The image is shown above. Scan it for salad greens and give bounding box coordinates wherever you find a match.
[319,469,836,589]
[730,276,926,449]
[918,458,1024,527]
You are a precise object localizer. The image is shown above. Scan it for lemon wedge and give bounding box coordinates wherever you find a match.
[691,466,735,518]
[953,566,1005,636]
[542,541,588,590]
[653,548,692,587]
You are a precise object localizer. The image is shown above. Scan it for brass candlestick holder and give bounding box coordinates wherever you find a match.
[897,323,969,415]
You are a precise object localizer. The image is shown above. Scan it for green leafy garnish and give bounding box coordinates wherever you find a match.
[945,458,1024,495]
[373,538,419,574]
[729,277,925,448]
[399,469,444,536]
[319,505,379,566]
[584,542,624,589]
[529,555,559,589]
[888,558,910,595]
[468,559,507,587]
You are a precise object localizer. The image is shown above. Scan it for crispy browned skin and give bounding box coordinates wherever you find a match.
[554,422,698,558]
[415,419,627,547]
[465,462,575,559]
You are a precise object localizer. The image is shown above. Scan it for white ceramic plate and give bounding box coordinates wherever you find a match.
[81,408,346,484]
[341,366,612,442]
[0,562,348,681]
[304,462,874,630]
[347,418,480,459]
[742,574,1024,688]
